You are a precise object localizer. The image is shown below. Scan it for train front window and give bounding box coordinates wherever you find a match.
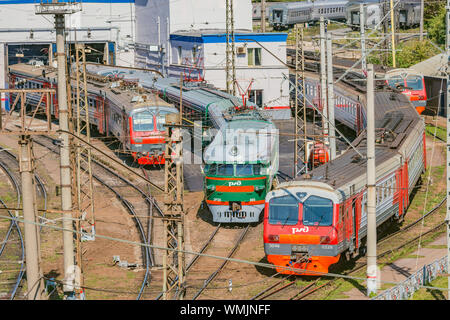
[204,164,217,175]
[388,76,404,90]
[236,164,253,176]
[406,75,423,91]
[133,111,154,132]
[269,195,299,225]
[216,164,234,176]
[302,195,333,227]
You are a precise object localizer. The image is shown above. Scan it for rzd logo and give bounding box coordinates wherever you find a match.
[229,181,242,187]
[292,226,309,233]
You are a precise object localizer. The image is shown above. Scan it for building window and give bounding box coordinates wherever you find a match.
[248,89,263,107]
[178,46,182,64]
[247,48,262,66]
[192,46,198,63]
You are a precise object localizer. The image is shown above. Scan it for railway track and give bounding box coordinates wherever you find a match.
[0,150,25,300]
[294,197,447,300]
[186,224,251,300]
[31,134,163,299]
[250,194,446,300]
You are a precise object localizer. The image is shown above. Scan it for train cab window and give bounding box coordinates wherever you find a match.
[406,75,423,91]
[132,111,154,132]
[302,195,333,227]
[388,76,404,90]
[204,164,217,175]
[236,164,253,176]
[268,194,299,226]
[156,111,176,131]
[216,164,234,176]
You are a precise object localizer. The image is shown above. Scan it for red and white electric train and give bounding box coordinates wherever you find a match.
[264,90,425,275]
[8,62,178,165]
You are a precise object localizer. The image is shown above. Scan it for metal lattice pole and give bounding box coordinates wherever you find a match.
[162,114,185,300]
[226,0,236,95]
[294,25,308,177]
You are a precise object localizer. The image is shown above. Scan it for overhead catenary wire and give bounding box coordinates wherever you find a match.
[0,212,448,294]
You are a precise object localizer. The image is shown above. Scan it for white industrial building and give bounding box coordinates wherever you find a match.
[0,0,291,118]
[135,0,290,118]
[0,0,139,109]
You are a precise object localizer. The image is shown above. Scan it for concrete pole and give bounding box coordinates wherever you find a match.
[326,33,336,161]
[446,0,450,300]
[366,64,377,296]
[389,0,396,68]
[19,136,43,300]
[261,0,266,33]
[55,14,75,293]
[319,16,329,147]
[419,0,424,41]
[360,4,367,75]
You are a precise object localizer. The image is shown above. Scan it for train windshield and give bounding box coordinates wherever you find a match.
[388,76,404,89]
[302,195,333,227]
[406,75,423,91]
[269,194,299,225]
[156,111,177,131]
[216,164,234,176]
[133,111,154,132]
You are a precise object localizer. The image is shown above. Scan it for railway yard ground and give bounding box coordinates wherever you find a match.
[0,112,447,300]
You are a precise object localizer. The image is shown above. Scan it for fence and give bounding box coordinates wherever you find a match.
[373,255,448,300]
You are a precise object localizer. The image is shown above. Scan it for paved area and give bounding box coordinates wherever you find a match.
[342,235,447,300]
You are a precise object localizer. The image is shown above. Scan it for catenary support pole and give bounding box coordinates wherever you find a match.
[19,135,44,300]
[419,0,424,41]
[360,3,367,75]
[326,33,336,160]
[389,0,396,68]
[55,13,76,293]
[446,0,450,301]
[319,16,329,147]
[366,64,377,296]
[261,0,266,33]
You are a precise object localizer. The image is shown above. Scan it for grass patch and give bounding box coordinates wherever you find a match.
[425,124,446,141]
[412,276,448,300]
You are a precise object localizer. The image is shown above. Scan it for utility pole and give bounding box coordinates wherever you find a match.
[360,3,367,75]
[366,64,377,296]
[19,135,44,300]
[326,33,336,161]
[35,0,82,296]
[226,0,236,95]
[261,0,266,33]
[294,25,308,176]
[319,16,329,148]
[445,0,450,301]
[71,43,95,299]
[162,95,185,299]
[389,0,396,68]
[419,0,424,41]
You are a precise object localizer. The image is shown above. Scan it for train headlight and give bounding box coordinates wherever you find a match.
[268,234,279,242]
[320,236,331,244]
[206,185,216,191]
[255,186,265,191]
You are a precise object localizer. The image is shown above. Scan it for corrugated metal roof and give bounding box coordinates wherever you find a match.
[410,53,448,79]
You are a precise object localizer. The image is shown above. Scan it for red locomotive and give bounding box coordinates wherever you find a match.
[386,69,427,114]
[8,62,178,166]
[264,91,426,275]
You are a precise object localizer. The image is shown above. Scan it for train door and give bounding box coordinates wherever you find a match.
[273,10,283,24]
[122,110,128,151]
[95,96,105,134]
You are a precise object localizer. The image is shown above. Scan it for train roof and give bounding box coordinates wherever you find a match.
[280,91,421,195]
[270,2,313,10]
[312,0,349,7]
[204,118,277,164]
[9,63,173,115]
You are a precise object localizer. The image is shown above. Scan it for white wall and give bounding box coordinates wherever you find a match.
[0,3,136,66]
